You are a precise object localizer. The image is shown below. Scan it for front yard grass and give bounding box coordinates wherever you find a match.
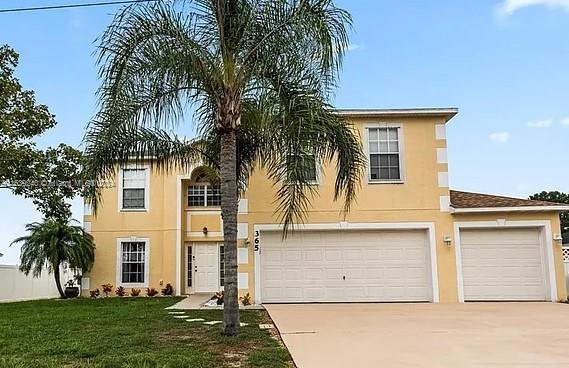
[0,297,292,368]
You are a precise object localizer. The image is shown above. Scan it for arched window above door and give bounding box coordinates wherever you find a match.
[187,168,221,207]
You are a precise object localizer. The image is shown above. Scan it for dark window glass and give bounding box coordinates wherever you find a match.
[121,242,145,284]
[219,245,225,287]
[368,127,401,181]
[122,169,146,209]
[188,185,221,207]
[123,188,145,209]
[207,186,221,206]
[188,185,206,206]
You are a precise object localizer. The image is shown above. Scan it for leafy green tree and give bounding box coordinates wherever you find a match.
[11,219,95,299]
[85,0,363,335]
[0,45,83,220]
[530,191,569,243]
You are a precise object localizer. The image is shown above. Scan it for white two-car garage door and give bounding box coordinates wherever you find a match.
[260,229,433,303]
[459,228,547,301]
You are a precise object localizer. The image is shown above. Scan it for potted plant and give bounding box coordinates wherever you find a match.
[64,279,80,298]
[161,283,174,296]
[215,291,224,305]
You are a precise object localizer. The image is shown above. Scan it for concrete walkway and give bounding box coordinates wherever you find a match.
[265,303,569,368]
[165,294,213,309]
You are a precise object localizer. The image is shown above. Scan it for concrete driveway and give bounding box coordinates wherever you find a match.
[265,303,569,368]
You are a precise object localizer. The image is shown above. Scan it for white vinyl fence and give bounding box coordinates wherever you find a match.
[0,265,71,302]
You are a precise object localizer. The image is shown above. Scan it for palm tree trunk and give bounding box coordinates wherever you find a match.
[221,128,240,336]
[53,262,67,299]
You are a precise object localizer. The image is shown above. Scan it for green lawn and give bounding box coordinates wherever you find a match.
[0,297,292,368]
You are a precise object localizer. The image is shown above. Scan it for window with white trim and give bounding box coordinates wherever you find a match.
[121,168,147,209]
[187,171,221,207]
[120,241,147,285]
[368,127,402,181]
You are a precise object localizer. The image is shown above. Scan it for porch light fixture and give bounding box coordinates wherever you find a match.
[553,234,563,244]
[202,226,208,235]
[443,235,452,248]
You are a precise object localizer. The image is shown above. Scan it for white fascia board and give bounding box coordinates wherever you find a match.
[451,206,569,213]
[335,108,459,121]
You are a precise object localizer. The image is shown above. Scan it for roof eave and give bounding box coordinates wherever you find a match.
[451,205,569,214]
[335,108,459,122]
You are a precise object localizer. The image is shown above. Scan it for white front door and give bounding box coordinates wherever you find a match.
[194,243,219,293]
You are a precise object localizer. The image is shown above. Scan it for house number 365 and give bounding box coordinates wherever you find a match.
[254,230,260,251]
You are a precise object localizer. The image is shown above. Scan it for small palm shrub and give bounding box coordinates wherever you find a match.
[102,283,113,297]
[130,288,141,297]
[115,286,126,297]
[146,288,159,297]
[240,293,252,306]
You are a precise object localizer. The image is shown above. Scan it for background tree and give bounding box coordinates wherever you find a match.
[0,44,83,221]
[85,0,363,336]
[11,219,95,299]
[530,191,569,243]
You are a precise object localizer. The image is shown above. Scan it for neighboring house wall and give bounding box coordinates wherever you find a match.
[0,265,69,302]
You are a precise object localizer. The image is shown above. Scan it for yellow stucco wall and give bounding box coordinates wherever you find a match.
[84,113,566,303]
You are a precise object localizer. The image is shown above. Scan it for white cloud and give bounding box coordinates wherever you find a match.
[561,117,569,125]
[489,131,511,143]
[497,0,569,16]
[527,119,553,128]
[347,44,361,52]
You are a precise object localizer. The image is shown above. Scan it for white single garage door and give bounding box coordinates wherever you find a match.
[459,228,547,301]
[260,229,432,303]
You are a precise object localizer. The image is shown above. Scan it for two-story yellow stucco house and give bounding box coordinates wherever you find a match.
[83,108,569,304]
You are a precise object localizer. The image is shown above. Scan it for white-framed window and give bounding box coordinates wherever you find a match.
[119,167,149,211]
[116,238,149,287]
[187,171,221,207]
[367,126,403,182]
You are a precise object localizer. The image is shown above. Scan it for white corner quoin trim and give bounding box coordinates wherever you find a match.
[453,220,557,303]
[253,222,440,305]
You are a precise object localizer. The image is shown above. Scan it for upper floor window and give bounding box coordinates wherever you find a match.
[188,171,221,207]
[368,127,402,182]
[121,168,148,210]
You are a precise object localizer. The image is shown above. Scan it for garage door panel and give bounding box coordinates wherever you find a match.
[460,228,546,301]
[261,229,432,303]
[284,250,301,262]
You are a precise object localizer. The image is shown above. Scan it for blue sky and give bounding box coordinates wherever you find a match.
[1,0,569,263]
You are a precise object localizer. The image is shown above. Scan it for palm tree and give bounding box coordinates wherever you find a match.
[84,0,364,336]
[11,219,95,299]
